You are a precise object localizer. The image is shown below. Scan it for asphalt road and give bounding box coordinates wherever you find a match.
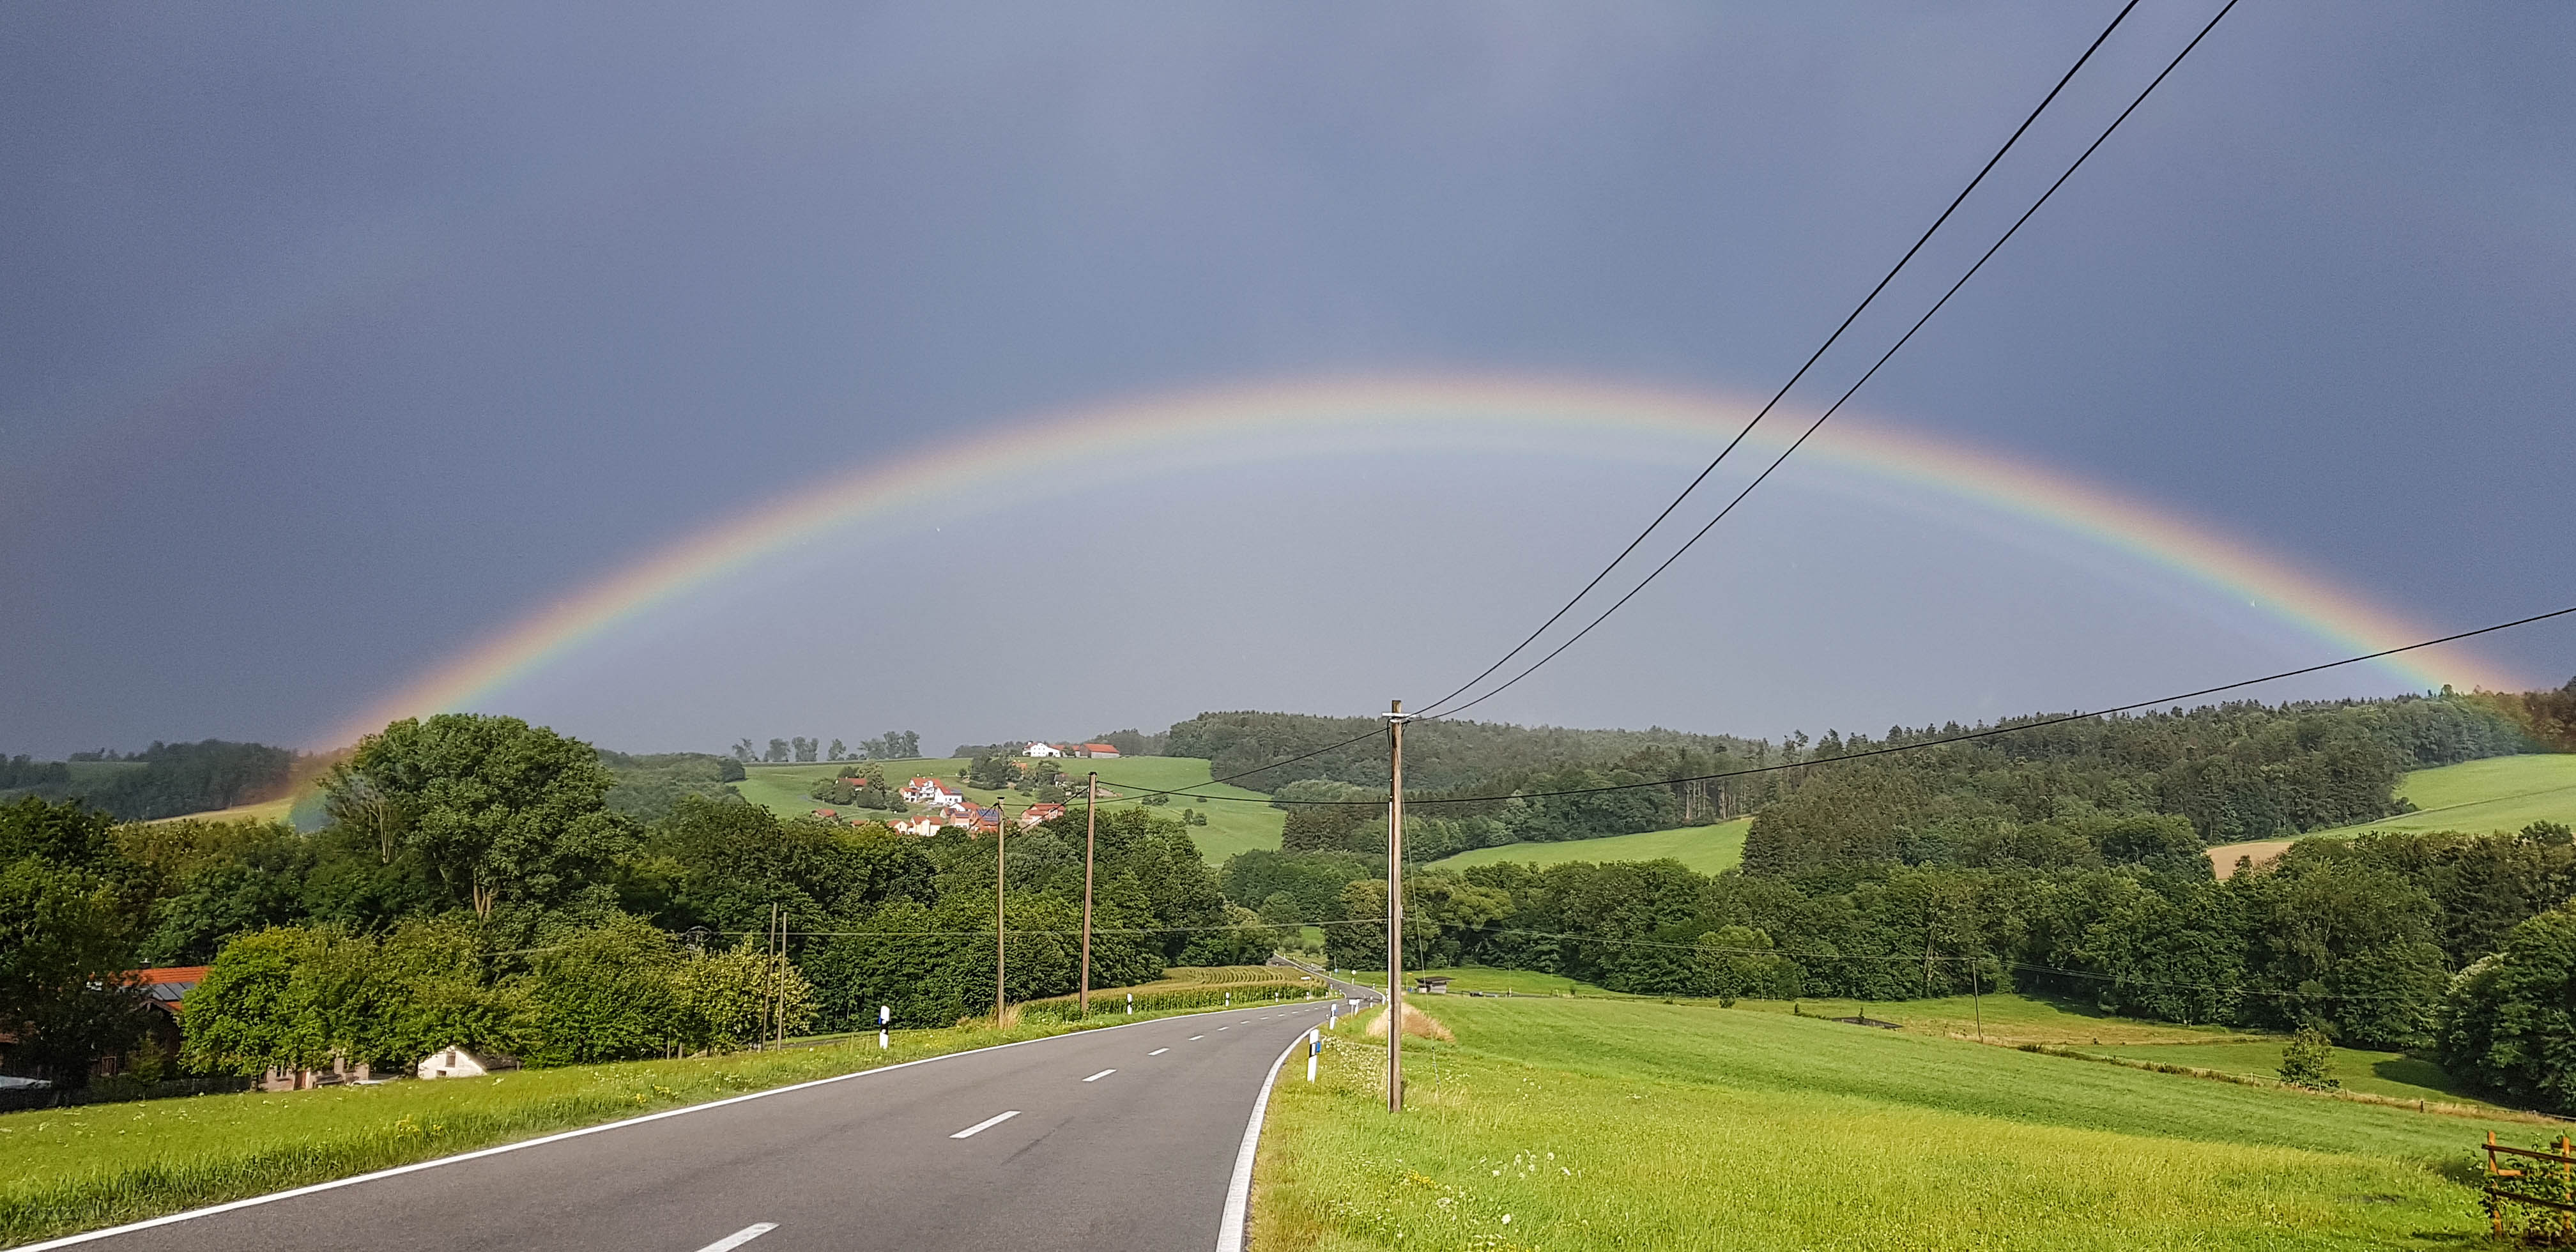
[54,999,1360,1252]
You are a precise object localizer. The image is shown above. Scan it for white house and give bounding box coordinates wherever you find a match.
[903,777,965,807]
[1024,742,1064,758]
[891,814,945,837]
[418,1046,519,1080]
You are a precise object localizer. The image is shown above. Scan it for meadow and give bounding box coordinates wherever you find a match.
[0,972,1293,1248]
[737,755,1285,862]
[1428,818,1749,874]
[1253,994,2543,1251]
[2205,752,2576,870]
[2083,1041,2501,1108]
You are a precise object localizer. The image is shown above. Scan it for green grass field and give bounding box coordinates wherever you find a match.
[736,756,1284,862]
[2085,1040,2501,1108]
[1254,994,2540,1251]
[2208,754,2576,867]
[1427,818,1749,874]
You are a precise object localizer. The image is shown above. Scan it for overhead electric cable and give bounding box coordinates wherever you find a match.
[1096,600,2576,807]
[1414,0,2147,719]
[1433,0,2244,722]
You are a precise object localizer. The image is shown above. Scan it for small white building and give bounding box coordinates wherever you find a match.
[1023,742,1064,758]
[418,1046,519,1080]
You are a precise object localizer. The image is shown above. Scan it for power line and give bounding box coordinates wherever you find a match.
[1086,601,2576,807]
[1415,0,2148,719]
[1429,0,2240,719]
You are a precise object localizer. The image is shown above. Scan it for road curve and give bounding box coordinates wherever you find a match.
[40,1000,1353,1252]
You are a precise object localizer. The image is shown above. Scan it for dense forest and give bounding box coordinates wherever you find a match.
[1167,710,1763,793]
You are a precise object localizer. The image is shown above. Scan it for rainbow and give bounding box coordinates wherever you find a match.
[323,374,2522,746]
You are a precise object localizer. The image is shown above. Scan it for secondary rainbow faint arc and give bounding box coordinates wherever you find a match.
[325,375,2518,746]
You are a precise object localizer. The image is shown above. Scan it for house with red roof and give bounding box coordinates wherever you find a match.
[1077,743,1120,758]
[1016,802,1067,829]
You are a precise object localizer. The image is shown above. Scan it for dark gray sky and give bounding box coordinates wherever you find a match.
[5,2,2570,758]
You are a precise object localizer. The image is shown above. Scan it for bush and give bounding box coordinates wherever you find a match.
[2276,1027,2340,1090]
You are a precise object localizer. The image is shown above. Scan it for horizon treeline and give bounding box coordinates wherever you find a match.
[0,740,295,821]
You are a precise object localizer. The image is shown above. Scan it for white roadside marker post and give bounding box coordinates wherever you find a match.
[1307,1027,1320,1083]
[878,1004,890,1050]
[1126,992,1133,1016]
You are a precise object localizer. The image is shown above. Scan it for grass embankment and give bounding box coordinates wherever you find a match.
[1022,965,1327,1015]
[1429,818,1750,875]
[1255,995,2545,1251]
[1343,966,1620,998]
[2207,753,2576,873]
[735,756,1285,863]
[0,977,1280,1248]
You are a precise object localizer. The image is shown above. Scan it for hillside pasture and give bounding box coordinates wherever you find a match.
[1255,994,2538,1251]
[2083,1039,2501,1108]
[732,756,1285,862]
[1427,818,1749,874]
[2206,752,2576,873]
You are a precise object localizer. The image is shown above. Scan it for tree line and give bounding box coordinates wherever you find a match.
[1292,821,2573,1107]
[0,714,1265,1089]
[727,731,921,764]
[0,740,296,821]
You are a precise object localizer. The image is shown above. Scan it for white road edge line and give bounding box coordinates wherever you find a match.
[950,1110,1021,1139]
[12,1004,1254,1252]
[1149,1048,1169,1055]
[1215,1028,1307,1252]
[694,1223,778,1252]
[1082,1069,1116,1082]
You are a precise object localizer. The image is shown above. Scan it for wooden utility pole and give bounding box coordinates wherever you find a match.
[767,902,783,1049]
[1386,699,1409,1113]
[1080,772,1098,1016]
[994,797,1009,1023]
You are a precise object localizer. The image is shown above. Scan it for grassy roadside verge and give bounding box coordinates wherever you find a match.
[0,1004,1234,1248]
[1253,996,2540,1251]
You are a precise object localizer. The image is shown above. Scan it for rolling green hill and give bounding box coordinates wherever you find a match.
[1428,818,1749,874]
[1257,993,2545,1250]
[734,756,1284,862]
[2207,752,2576,870]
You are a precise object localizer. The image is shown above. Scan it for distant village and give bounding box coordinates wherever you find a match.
[815,742,1122,836]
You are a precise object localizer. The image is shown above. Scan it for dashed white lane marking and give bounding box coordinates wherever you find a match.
[694,1224,778,1252]
[1082,1069,1116,1082]
[1189,1035,1204,1040]
[1149,1048,1169,1055]
[951,1111,1021,1139]
[1217,1027,1229,1031]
